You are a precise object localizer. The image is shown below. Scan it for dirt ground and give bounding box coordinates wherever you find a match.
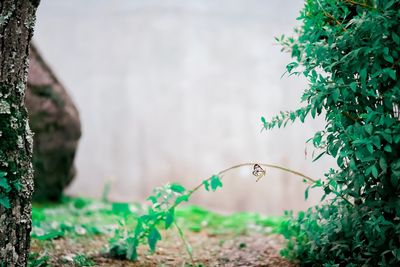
[31,231,296,267]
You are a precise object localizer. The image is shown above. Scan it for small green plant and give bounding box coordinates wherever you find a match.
[264,0,400,265]
[0,171,11,208]
[31,197,120,242]
[28,253,49,267]
[72,254,95,267]
[108,163,315,263]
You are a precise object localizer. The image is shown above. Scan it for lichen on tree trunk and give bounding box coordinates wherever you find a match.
[0,0,40,266]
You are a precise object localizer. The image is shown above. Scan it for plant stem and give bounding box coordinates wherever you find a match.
[220,163,316,183]
[189,162,316,197]
[174,221,195,265]
[186,162,353,206]
[343,0,374,9]
[316,0,347,32]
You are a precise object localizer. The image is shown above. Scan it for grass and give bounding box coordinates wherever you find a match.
[32,196,283,240]
[30,196,284,266]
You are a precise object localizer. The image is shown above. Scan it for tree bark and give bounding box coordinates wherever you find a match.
[0,0,40,266]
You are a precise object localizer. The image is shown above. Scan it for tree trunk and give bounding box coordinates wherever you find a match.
[0,0,40,266]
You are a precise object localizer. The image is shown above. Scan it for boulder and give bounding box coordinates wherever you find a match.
[26,44,81,201]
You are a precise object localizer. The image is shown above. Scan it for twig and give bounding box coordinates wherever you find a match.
[343,0,374,9]
[316,0,347,32]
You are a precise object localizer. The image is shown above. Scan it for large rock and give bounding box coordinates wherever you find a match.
[26,44,81,201]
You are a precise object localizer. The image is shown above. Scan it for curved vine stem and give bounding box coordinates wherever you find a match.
[188,162,315,198]
[220,163,316,183]
[186,162,352,207]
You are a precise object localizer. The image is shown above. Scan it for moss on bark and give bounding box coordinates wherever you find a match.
[0,0,40,265]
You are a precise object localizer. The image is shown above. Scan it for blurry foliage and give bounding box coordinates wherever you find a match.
[31,197,118,241]
[72,254,95,267]
[28,253,50,267]
[263,0,400,265]
[175,206,283,235]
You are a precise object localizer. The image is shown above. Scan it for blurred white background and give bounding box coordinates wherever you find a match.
[34,0,333,215]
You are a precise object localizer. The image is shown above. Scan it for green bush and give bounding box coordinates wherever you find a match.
[263,0,400,265]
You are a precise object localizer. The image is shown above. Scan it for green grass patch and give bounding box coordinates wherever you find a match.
[31,197,283,242]
[175,205,283,234]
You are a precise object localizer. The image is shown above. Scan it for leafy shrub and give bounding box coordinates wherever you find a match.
[264,0,400,265]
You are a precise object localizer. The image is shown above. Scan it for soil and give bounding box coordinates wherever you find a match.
[31,231,296,266]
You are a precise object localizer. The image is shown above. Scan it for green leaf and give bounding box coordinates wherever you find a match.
[305,186,310,200]
[0,194,10,209]
[0,176,11,193]
[210,175,223,191]
[365,124,373,135]
[379,158,387,171]
[175,194,189,205]
[170,183,185,193]
[383,54,394,64]
[312,179,323,188]
[323,186,331,195]
[392,32,400,44]
[126,238,138,260]
[313,131,323,147]
[148,227,161,252]
[349,82,357,92]
[331,88,340,103]
[261,116,266,124]
[312,151,325,162]
[202,180,210,191]
[384,145,392,153]
[390,175,398,187]
[366,144,374,154]
[360,68,367,83]
[383,68,396,80]
[13,181,21,191]
[165,208,174,229]
[134,220,144,236]
[147,195,158,204]
[391,160,400,170]
[371,165,378,178]
[111,202,131,214]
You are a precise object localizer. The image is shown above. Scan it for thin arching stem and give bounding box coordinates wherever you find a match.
[187,162,352,206]
[189,162,315,196]
[218,163,316,183]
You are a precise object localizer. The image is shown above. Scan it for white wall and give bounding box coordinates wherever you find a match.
[34,0,333,215]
